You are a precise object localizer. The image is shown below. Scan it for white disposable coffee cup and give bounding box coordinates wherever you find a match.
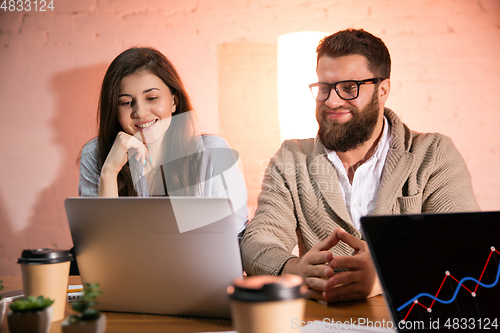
[227,274,307,333]
[18,249,73,322]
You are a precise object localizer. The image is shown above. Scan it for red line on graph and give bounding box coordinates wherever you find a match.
[417,302,428,310]
[403,301,416,322]
[449,274,474,294]
[403,247,498,321]
[474,247,500,293]
[429,274,448,309]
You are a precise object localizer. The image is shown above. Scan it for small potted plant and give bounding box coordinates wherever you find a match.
[0,280,5,325]
[62,283,106,333]
[8,295,54,333]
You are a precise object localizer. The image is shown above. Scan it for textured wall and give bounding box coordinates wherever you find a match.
[1,0,499,275]
[218,43,281,217]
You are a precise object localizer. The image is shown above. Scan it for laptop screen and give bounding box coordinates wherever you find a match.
[361,211,499,331]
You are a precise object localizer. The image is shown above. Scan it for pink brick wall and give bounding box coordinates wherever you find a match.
[1,0,499,275]
[218,43,281,218]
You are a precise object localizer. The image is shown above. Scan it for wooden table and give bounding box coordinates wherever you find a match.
[0,276,392,332]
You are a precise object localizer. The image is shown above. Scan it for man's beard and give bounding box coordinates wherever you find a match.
[316,91,380,153]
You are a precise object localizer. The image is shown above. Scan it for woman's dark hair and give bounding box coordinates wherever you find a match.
[316,29,391,79]
[97,47,201,196]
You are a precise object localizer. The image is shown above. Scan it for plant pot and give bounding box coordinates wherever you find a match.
[7,306,53,333]
[0,299,6,325]
[61,314,106,333]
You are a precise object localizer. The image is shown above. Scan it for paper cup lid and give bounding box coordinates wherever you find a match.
[227,274,307,302]
[18,249,73,265]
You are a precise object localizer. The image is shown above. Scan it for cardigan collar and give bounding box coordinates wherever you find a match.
[309,137,359,237]
[308,108,415,230]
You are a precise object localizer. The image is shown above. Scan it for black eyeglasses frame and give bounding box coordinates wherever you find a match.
[308,77,386,101]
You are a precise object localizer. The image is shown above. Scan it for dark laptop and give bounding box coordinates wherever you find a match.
[361,211,499,331]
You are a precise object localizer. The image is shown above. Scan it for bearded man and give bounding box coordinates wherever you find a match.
[240,29,479,303]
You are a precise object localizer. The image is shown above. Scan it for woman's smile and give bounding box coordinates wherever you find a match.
[117,71,176,144]
[136,119,158,129]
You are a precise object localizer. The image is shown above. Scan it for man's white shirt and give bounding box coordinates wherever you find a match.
[325,117,391,230]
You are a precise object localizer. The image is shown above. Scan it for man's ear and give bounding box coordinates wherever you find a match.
[378,78,390,104]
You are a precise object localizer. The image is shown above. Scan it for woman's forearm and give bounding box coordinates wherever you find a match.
[98,167,119,197]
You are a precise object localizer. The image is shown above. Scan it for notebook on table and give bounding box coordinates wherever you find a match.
[361,211,499,332]
[64,197,242,319]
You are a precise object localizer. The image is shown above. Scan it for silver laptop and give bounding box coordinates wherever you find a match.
[64,197,243,319]
[361,211,499,332]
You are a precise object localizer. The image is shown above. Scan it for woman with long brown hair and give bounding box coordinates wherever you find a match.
[78,47,248,234]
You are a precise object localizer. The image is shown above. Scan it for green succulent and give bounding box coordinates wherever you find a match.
[67,283,103,323]
[9,295,54,313]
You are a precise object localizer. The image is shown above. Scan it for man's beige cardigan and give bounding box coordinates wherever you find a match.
[241,109,480,276]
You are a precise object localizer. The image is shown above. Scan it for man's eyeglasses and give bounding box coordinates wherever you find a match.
[308,78,385,101]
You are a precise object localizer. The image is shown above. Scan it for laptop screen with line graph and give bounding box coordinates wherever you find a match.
[361,211,499,331]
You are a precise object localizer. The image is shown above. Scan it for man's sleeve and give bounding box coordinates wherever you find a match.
[240,147,299,276]
[421,135,480,212]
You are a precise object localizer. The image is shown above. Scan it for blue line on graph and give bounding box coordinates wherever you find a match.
[397,262,500,312]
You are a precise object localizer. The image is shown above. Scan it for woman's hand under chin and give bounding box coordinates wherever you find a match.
[98,131,150,197]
